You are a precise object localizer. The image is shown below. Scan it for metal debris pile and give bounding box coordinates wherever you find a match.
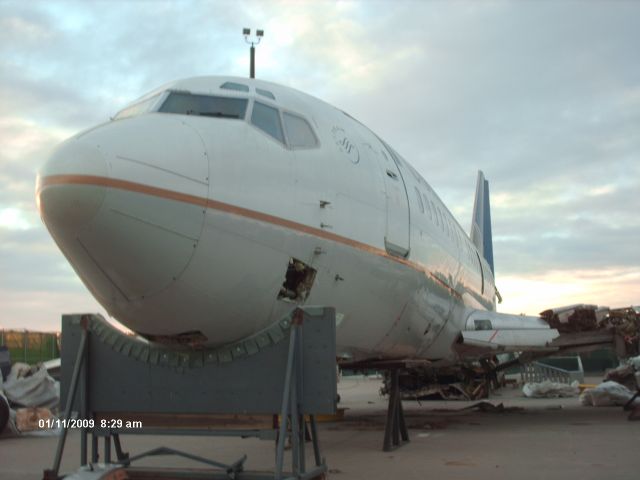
[541,305,640,356]
[382,362,504,401]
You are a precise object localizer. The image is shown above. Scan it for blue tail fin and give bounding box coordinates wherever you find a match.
[470,171,494,275]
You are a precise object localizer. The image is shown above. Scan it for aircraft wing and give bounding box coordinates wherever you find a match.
[453,305,638,361]
[452,309,559,359]
[457,329,559,353]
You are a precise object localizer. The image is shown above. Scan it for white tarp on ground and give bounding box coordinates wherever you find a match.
[523,380,580,398]
[628,355,640,370]
[580,381,640,407]
[2,363,59,408]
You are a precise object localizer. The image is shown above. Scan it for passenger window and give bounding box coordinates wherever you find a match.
[220,81,249,92]
[423,194,432,219]
[283,112,318,148]
[251,102,285,143]
[159,92,247,119]
[415,187,424,213]
[430,200,439,226]
[256,88,276,100]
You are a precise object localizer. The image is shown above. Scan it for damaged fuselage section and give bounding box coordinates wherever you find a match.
[278,258,317,303]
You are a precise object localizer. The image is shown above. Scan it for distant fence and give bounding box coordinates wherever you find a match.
[0,330,60,365]
[521,356,585,384]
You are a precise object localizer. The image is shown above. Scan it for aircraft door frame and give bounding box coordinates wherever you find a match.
[379,145,411,258]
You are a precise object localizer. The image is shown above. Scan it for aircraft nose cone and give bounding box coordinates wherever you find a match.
[36,139,108,236]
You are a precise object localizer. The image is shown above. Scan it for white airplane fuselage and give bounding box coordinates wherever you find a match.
[37,76,502,362]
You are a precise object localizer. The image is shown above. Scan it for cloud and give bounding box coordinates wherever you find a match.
[0,207,32,230]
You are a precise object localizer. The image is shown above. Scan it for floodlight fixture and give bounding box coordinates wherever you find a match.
[242,27,265,79]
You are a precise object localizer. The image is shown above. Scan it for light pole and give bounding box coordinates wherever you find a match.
[243,28,264,79]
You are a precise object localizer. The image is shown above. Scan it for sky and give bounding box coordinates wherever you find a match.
[0,0,639,331]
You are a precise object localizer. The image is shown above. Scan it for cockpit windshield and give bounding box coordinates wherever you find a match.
[159,92,248,119]
[113,93,162,120]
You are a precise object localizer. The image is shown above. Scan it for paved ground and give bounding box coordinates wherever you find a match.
[1,376,639,479]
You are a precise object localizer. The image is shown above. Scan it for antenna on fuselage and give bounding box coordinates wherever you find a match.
[243,27,264,79]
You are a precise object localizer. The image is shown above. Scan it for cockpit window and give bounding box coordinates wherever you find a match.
[256,88,275,100]
[220,81,250,92]
[114,93,162,120]
[251,101,284,143]
[159,92,247,119]
[283,112,318,148]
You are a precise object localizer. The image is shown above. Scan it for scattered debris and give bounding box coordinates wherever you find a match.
[579,381,640,407]
[604,364,637,391]
[432,402,523,414]
[540,304,603,332]
[523,380,580,398]
[15,407,54,432]
[541,305,640,356]
[459,402,524,413]
[1,361,60,436]
[2,362,59,409]
[381,360,504,402]
[628,355,640,370]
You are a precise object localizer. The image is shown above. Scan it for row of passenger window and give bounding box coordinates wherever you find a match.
[158,91,318,150]
[413,187,480,271]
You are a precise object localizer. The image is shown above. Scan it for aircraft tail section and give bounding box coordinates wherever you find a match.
[470,171,495,274]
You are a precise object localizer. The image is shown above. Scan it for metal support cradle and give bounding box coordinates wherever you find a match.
[44,307,337,480]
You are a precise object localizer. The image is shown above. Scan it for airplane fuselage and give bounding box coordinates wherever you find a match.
[37,76,497,362]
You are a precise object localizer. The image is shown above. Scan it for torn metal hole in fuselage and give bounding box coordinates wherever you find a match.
[278,257,317,303]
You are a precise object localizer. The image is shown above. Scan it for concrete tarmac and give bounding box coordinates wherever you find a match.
[1,376,639,479]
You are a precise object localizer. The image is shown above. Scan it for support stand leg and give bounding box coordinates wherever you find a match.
[309,415,322,467]
[113,434,129,463]
[104,435,112,463]
[383,369,409,452]
[90,433,99,463]
[275,322,298,479]
[44,327,88,479]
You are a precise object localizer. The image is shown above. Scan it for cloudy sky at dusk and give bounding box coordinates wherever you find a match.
[1,0,638,331]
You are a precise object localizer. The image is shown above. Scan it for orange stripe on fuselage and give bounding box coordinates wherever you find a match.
[37,174,462,299]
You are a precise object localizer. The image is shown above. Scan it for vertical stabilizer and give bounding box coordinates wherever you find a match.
[470,171,494,274]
